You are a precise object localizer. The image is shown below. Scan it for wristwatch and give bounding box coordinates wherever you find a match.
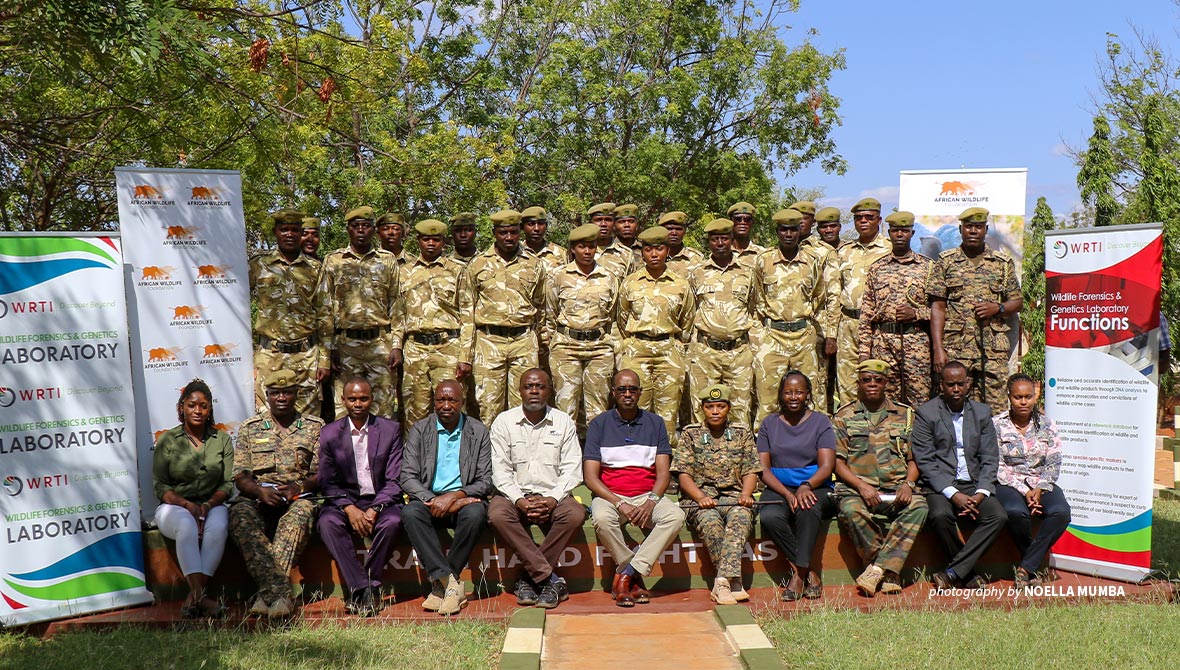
[903,481,917,490]
[647,493,661,503]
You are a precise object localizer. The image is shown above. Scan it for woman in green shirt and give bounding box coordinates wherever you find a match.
[152,379,233,618]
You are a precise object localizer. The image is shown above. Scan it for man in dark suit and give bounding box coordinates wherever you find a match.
[911,361,1008,589]
[316,377,403,616]
[400,379,493,615]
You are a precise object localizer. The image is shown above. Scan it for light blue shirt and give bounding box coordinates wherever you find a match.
[941,408,990,499]
[432,416,465,493]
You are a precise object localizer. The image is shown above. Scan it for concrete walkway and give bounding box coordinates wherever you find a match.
[541,611,742,670]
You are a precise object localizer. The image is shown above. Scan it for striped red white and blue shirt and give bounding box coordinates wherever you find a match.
[583,409,670,497]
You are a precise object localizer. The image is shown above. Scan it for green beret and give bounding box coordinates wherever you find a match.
[658,211,688,226]
[638,226,670,246]
[856,359,891,376]
[490,209,521,227]
[415,219,447,236]
[520,206,547,220]
[850,198,881,213]
[698,384,731,404]
[376,212,406,227]
[703,218,734,234]
[264,369,301,389]
[814,207,841,224]
[884,211,915,227]
[788,201,816,216]
[568,223,600,244]
[615,204,639,218]
[271,209,305,225]
[345,206,374,222]
[771,208,804,226]
[958,207,990,224]
[727,201,755,216]
[301,217,321,230]
[586,202,616,217]
[449,212,477,227]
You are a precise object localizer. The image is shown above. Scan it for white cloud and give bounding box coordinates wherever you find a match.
[1050,142,1071,157]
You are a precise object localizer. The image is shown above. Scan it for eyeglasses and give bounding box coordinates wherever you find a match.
[853,213,877,220]
[731,215,753,222]
[613,386,641,394]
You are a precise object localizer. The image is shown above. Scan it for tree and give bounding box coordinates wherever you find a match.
[1140,95,1180,398]
[1076,116,1121,226]
[1021,196,1054,383]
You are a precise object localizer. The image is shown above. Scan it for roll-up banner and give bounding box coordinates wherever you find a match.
[1044,223,1162,583]
[115,168,253,521]
[0,233,153,626]
[898,168,1028,266]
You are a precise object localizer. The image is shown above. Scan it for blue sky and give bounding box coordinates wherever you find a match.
[783,0,1180,217]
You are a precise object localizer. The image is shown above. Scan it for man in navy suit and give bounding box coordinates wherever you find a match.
[316,377,403,616]
[911,361,1008,589]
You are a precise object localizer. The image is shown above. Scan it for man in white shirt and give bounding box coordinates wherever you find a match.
[488,369,585,609]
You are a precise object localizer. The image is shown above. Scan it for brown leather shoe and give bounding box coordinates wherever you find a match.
[613,574,635,607]
[630,575,651,604]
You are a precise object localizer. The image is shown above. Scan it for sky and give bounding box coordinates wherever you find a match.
[781,0,1180,217]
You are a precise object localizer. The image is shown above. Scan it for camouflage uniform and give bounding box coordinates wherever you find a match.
[547,261,619,432]
[228,411,323,603]
[617,268,695,443]
[830,236,891,407]
[666,246,706,280]
[686,257,756,428]
[596,240,636,280]
[802,239,837,412]
[392,254,474,425]
[750,247,836,422]
[833,399,927,575]
[929,248,1019,412]
[523,241,569,275]
[468,248,547,424]
[249,251,325,417]
[318,246,400,418]
[858,252,935,407]
[674,424,761,579]
[450,250,479,266]
[731,241,767,270]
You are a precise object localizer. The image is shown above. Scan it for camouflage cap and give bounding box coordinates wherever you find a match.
[814,207,841,224]
[727,201,755,216]
[788,201,817,216]
[520,206,547,220]
[449,212,477,227]
[856,359,891,376]
[586,202,616,217]
[301,216,321,230]
[703,218,734,234]
[698,384,731,404]
[615,204,639,219]
[658,211,688,226]
[771,208,804,226]
[568,223,600,244]
[958,207,990,224]
[490,209,522,227]
[264,369,301,389]
[376,212,407,227]
[850,197,881,213]
[345,206,374,222]
[638,226,670,246]
[271,208,305,225]
[415,219,447,236]
[884,211,915,227]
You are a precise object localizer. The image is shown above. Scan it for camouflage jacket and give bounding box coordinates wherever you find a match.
[928,246,1019,361]
[687,255,756,339]
[618,268,695,341]
[751,246,835,337]
[232,411,323,487]
[249,250,326,366]
[832,398,914,494]
[392,254,475,361]
[673,424,761,496]
[317,245,400,350]
[857,252,934,358]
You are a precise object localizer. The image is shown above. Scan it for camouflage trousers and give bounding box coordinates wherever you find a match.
[549,332,615,434]
[836,492,928,575]
[752,325,819,424]
[254,345,322,417]
[683,494,754,579]
[334,336,394,419]
[944,333,1010,414]
[814,337,831,414]
[401,337,464,426]
[228,498,317,602]
[834,316,861,408]
[618,337,686,445]
[687,340,754,429]
[865,329,933,408]
[473,330,538,425]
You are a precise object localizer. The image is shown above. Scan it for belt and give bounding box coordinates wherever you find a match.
[255,335,315,353]
[764,318,809,333]
[336,327,383,340]
[873,320,929,335]
[841,307,861,319]
[477,324,530,338]
[409,329,459,345]
[557,324,605,341]
[697,331,749,351]
[631,332,672,341]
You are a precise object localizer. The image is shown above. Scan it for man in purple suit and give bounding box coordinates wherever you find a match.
[316,377,403,616]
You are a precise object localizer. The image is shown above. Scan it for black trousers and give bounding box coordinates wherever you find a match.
[402,499,488,582]
[925,483,1008,578]
[996,484,1072,572]
[759,487,834,569]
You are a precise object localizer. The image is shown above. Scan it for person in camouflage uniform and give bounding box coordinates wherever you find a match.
[612,204,644,269]
[547,223,619,434]
[590,203,634,280]
[617,226,695,444]
[448,212,480,265]
[929,207,1022,413]
[674,385,761,605]
[828,198,892,408]
[790,201,818,249]
[858,211,935,407]
[468,209,547,425]
[376,212,412,267]
[250,209,326,417]
[815,206,843,251]
[813,206,843,413]
[391,219,475,426]
[300,216,322,260]
[687,219,756,428]
[791,202,836,412]
[662,211,706,278]
[520,206,568,274]
[229,370,323,617]
[832,360,927,597]
[726,202,766,268]
[750,209,836,423]
[316,206,401,418]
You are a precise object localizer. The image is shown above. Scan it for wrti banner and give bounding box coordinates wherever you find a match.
[1044,223,1162,583]
[115,168,253,522]
[0,233,153,626]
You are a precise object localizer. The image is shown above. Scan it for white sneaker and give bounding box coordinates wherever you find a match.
[438,574,468,616]
[710,577,738,606]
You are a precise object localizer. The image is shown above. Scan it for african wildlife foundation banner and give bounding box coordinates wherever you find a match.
[1044,223,1161,583]
[115,167,253,522]
[0,233,153,626]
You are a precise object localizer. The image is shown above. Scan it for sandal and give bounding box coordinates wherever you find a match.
[200,595,226,619]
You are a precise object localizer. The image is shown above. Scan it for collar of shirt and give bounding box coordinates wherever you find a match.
[264,250,312,267]
[413,255,447,268]
[640,269,674,282]
[772,248,806,265]
[611,408,644,426]
[516,407,552,429]
[342,245,381,260]
[566,262,606,279]
[437,414,466,436]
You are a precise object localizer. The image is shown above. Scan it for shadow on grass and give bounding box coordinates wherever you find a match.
[1151,497,1180,577]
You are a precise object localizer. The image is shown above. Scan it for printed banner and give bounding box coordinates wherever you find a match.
[0,233,153,627]
[1044,223,1161,583]
[115,167,253,521]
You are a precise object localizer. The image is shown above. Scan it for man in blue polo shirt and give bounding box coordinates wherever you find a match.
[584,369,686,607]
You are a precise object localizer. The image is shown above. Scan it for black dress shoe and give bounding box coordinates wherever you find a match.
[963,574,988,590]
[930,571,958,590]
[514,578,539,606]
